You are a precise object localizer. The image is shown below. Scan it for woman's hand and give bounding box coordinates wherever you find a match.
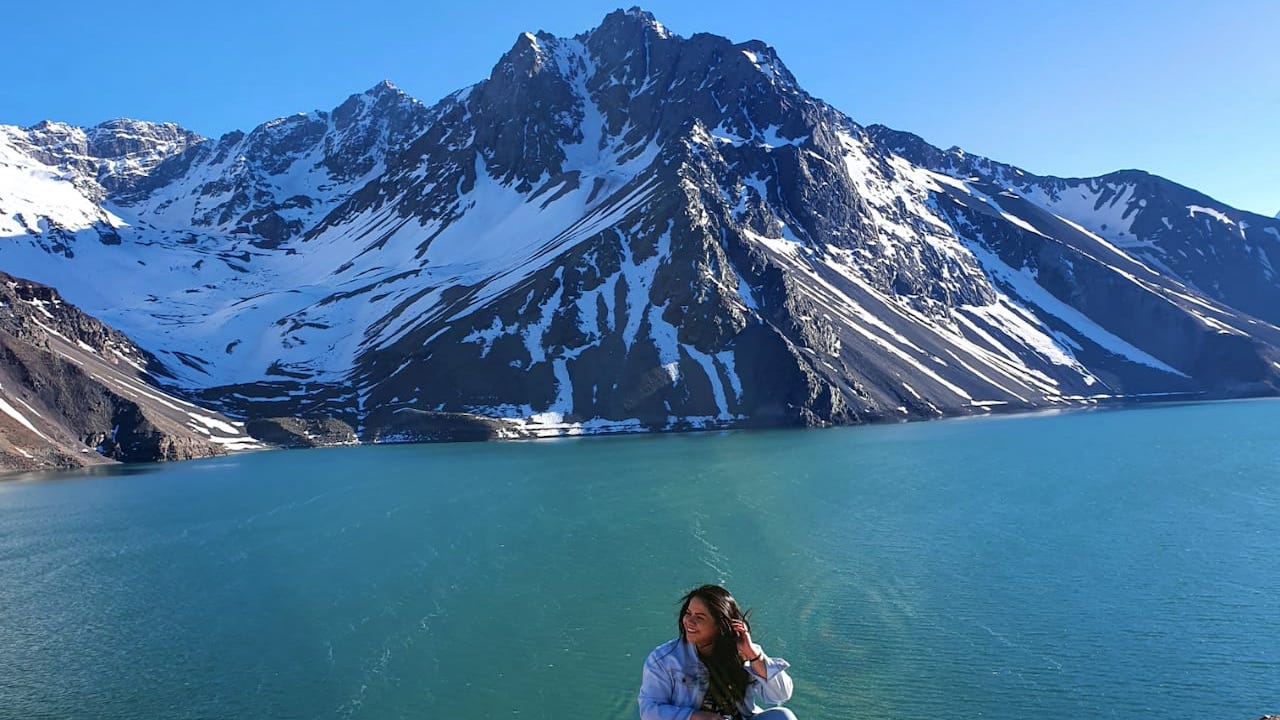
[730,619,756,659]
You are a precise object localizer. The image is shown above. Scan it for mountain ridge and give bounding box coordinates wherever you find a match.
[2,8,1278,465]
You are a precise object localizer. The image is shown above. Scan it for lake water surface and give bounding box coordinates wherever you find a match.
[1,400,1278,719]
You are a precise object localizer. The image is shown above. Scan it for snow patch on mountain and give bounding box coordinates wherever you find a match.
[0,129,126,235]
[1187,205,1233,226]
[1019,181,1141,244]
[966,243,1187,377]
[0,383,48,439]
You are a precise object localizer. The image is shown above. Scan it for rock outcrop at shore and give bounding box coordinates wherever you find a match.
[245,417,358,448]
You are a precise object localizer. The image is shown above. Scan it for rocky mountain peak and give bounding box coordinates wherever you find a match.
[576,9,796,93]
[3,117,202,199]
[323,80,431,176]
[21,119,80,142]
[97,76,435,247]
[493,30,555,81]
[588,7,673,43]
[465,30,583,189]
[732,39,798,89]
[86,118,202,151]
[84,119,204,192]
[464,8,810,194]
[18,117,202,164]
[367,79,403,97]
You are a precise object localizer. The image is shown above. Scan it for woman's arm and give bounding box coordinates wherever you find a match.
[744,647,793,706]
[731,621,794,706]
[638,653,696,720]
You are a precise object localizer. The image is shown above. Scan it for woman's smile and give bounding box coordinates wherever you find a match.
[682,596,716,647]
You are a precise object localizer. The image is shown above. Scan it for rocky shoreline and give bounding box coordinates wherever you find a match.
[11,387,1278,478]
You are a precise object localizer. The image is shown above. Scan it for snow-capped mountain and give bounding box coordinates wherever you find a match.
[2,7,1278,450]
[870,126,1280,328]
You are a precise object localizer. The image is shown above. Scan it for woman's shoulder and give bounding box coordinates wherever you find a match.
[645,638,685,664]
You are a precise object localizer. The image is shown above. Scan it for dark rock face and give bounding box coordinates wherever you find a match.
[3,9,1280,450]
[361,408,529,443]
[0,272,255,471]
[246,417,358,448]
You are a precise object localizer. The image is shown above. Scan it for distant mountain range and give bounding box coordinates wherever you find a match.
[2,7,1279,469]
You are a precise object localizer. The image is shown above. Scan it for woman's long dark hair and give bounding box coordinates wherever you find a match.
[678,584,752,711]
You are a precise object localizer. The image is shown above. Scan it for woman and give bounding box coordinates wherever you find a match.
[638,584,797,720]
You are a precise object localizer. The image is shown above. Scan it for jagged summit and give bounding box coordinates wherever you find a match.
[88,117,194,134]
[588,7,673,41]
[487,8,798,98]
[10,116,198,139]
[0,117,203,203]
[337,79,421,112]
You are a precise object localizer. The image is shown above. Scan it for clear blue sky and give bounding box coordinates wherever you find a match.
[6,1,1277,216]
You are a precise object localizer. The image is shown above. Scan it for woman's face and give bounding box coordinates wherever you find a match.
[682,596,719,647]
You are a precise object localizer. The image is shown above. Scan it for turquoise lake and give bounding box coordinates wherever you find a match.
[1,400,1277,719]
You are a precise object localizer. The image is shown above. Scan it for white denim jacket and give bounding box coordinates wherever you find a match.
[638,638,793,720]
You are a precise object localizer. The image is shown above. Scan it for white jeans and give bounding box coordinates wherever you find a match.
[749,709,798,720]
